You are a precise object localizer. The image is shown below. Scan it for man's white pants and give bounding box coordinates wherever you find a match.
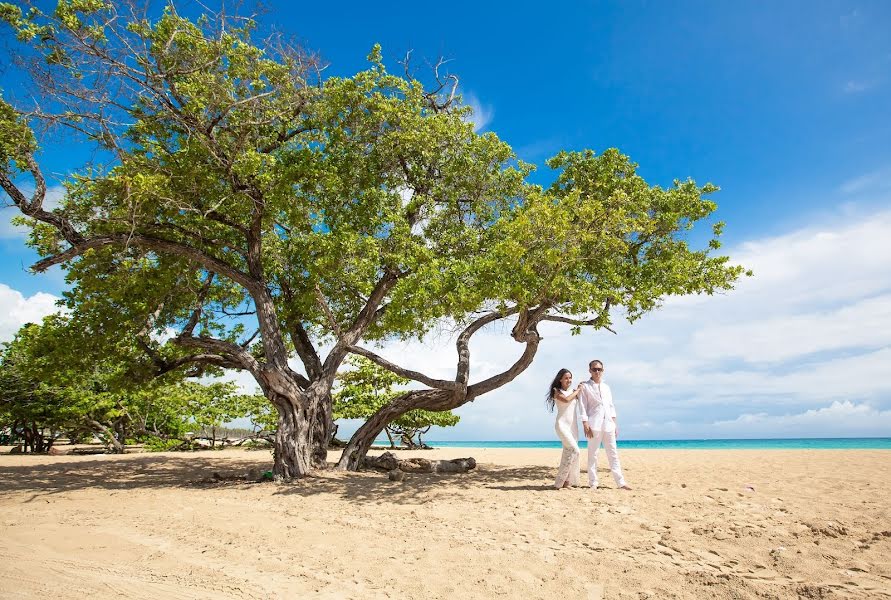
[586,429,626,488]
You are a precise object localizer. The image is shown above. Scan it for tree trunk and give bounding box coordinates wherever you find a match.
[337,407,397,470]
[337,390,447,470]
[89,420,124,453]
[310,392,333,469]
[23,424,34,453]
[272,397,312,480]
[112,418,129,454]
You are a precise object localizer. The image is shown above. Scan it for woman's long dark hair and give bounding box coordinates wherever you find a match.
[545,368,571,413]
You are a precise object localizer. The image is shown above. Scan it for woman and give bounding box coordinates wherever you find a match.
[546,368,581,489]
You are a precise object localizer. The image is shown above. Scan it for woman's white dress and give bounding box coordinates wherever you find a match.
[554,388,580,488]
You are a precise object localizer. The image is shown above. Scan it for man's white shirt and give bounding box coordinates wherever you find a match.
[577,380,617,433]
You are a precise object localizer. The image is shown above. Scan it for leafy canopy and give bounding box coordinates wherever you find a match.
[1,2,530,362]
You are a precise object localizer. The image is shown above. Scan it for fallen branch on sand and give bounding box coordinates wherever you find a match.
[362,451,476,474]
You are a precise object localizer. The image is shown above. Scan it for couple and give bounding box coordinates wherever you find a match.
[547,360,632,491]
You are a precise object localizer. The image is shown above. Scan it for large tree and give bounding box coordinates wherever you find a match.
[1,2,747,477]
[0,1,528,477]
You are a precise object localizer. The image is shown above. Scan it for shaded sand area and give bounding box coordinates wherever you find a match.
[1,447,889,599]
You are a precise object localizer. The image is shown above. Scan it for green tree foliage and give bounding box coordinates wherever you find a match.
[0,2,748,476]
[334,357,458,448]
[177,382,261,447]
[0,315,259,452]
[243,393,278,438]
[0,318,80,452]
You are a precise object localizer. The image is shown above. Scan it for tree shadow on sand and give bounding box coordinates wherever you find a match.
[0,453,562,504]
[0,453,267,498]
[270,465,559,504]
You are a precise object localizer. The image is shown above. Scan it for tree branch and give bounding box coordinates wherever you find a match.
[540,314,617,334]
[467,325,542,398]
[314,284,341,336]
[172,334,263,376]
[455,306,521,385]
[0,155,82,245]
[290,321,322,379]
[347,345,461,391]
[321,268,402,376]
[156,352,245,374]
[29,233,258,294]
[240,328,260,349]
[539,297,616,334]
[182,271,216,336]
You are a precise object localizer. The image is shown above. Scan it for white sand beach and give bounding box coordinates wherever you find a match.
[1,447,889,599]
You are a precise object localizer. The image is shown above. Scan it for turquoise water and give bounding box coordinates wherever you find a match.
[418,438,891,450]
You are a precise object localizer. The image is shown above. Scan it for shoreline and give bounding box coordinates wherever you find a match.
[421,437,891,450]
[2,447,889,599]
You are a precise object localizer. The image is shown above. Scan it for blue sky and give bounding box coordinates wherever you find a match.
[2,1,891,439]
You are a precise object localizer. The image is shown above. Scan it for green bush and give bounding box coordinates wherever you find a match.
[142,437,187,452]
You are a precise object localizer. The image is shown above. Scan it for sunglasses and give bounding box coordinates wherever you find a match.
[590,367,603,372]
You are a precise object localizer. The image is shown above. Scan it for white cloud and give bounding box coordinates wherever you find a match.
[0,283,62,342]
[215,368,261,395]
[1,185,67,239]
[710,401,891,437]
[718,211,891,309]
[690,294,891,362]
[463,92,493,132]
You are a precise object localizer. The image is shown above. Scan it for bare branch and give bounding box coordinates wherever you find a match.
[173,334,263,376]
[540,314,617,335]
[156,352,245,374]
[455,306,521,385]
[314,284,341,336]
[347,345,461,391]
[468,328,542,398]
[240,328,260,349]
[0,156,81,244]
[290,320,322,379]
[397,49,413,79]
[182,272,216,336]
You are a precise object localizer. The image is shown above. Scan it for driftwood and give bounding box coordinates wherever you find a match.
[362,451,476,474]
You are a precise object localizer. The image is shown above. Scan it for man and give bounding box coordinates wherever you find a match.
[577,359,632,490]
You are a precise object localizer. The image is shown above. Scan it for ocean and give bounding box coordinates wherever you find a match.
[418,438,891,450]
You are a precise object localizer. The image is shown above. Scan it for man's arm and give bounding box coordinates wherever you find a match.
[608,384,618,437]
[577,384,589,422]
[578,384,593,438]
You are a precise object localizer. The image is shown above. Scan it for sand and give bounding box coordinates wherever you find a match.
[1,446,889,599]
